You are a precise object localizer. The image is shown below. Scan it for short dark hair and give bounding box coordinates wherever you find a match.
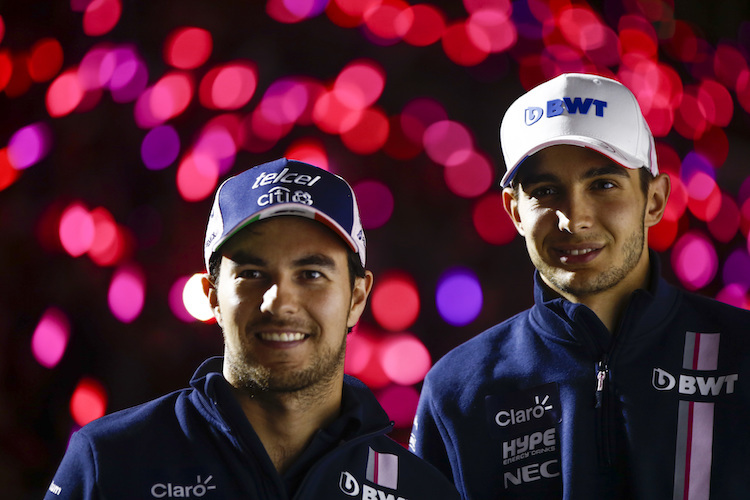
[208,247,365,290]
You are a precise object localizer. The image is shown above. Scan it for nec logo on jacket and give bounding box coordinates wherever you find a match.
[486,383,563,494]
[525,97,608,125]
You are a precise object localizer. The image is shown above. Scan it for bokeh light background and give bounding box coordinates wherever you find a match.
[3,0,750,496]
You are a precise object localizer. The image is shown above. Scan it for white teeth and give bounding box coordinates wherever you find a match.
[260,332,306,342]
[564,248,595,256]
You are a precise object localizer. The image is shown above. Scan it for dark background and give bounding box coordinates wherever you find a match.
[2,0,750,497]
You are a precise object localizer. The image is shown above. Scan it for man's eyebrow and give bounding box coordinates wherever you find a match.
[583,164,630,179]
[519,172,559,186]
[293,254,337,269]
[226,251,265,266]
[226,251,337,269]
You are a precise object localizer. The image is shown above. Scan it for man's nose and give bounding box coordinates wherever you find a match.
[259,282,299,315]
[260,284,278,314]
[556,194,593,233]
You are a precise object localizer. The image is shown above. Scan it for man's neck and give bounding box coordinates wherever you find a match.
[549,253,652,334]
[232,378,343,475]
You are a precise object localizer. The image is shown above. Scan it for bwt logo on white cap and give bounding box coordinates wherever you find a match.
[524,97,608,126]
[499,72,659,188]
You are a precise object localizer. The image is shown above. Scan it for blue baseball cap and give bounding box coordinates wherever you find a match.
[204,158,366,270]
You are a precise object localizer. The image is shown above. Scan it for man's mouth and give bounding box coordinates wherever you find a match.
[258,332,308,342]
[560,248,597,256]
[554,245,603,264]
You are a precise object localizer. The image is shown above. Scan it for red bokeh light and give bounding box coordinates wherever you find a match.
[334,59,386,110]
[176,153,220,202]
[443,150,493,198]
[6,53,33,98]
[707,193,739,243]
[363,0,411,41]
[0,149,21,191]
[473,192,518,245]
[340,107,389,154]
[649,216,679,252]
[198,61,256,110]
[371,271,420,332]
[0,49,12,92]
[70,377,108,427]
[83,0,122,37]
[400,4,445,47]
[713,43,748,91]
[285,137,329,169]
[312,89,363,135]
[28,38,64,83]
[694,127,729,168]
[164,27,212,70]
[442,20,490,67]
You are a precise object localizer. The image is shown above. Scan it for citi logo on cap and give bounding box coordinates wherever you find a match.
[525,97,608,126]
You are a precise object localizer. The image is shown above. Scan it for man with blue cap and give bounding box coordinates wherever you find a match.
[45,158,459,499]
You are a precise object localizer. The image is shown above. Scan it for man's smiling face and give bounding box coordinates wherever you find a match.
[207,216,371,394]
[503,144,654,301]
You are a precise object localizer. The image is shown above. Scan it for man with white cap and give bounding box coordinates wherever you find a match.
[45,158,459,499]
[410,74,750,499]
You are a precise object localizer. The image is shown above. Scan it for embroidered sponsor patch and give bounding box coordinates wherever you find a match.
[486,383,563,495]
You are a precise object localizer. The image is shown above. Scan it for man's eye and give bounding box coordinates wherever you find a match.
[302,270,323,280]
[238,269,263,279]
[593,180,617,190]
[529,186,556,198]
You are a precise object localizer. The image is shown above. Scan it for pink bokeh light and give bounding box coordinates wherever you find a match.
[31,307,70,369]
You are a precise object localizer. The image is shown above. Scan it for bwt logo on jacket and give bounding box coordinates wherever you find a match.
[525,97,608,125]
[339,448,407,500]
[652,368,738,396]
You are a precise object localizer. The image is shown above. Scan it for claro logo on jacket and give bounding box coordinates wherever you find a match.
[339,448,408,500]
[150,475,217,498]
[485,382,562,495]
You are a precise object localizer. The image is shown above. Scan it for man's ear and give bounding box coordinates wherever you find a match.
[201,273,223,328]
[502,186,525,236]
[645,173,671,228]
[347,270,374,330]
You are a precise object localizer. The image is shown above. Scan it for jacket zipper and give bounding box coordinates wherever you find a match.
[595,358,612,467]
[595,359,611,466]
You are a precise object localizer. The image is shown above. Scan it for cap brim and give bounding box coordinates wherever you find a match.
[500,136,648,187]
[212,203,360,261]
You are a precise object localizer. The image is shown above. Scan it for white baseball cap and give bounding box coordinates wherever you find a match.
[499,73,658,187]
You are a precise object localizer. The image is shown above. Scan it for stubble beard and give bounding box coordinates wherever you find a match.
[535,219,646,298]
[225,329,348,396]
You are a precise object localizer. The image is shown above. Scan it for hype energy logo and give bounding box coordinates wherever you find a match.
[525,97,608,125]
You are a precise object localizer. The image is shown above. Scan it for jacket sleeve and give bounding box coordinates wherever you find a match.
[43,431,100,499]
[410,375,461,493]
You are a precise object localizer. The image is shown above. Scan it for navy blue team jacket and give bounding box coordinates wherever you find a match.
[411,254,750,499]
[46,357,459,499]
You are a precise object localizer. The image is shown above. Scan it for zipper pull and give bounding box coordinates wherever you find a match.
[595,362,607,409]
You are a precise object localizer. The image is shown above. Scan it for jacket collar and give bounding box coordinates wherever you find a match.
[530,250,680,345]
[188,357,392,440]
